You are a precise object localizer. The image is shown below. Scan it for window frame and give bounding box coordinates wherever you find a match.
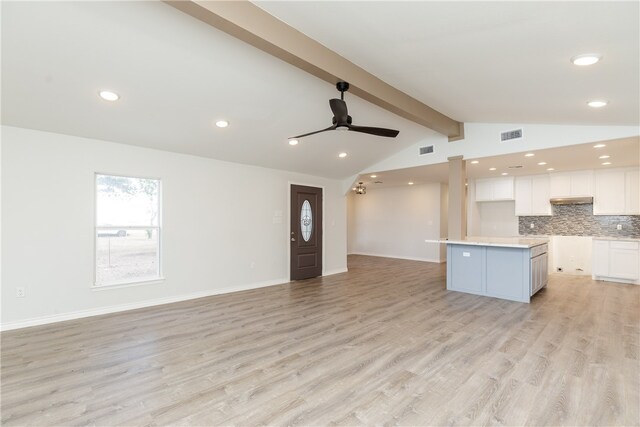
[93,172,163,288]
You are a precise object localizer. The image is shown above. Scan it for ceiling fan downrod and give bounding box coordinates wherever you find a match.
[336,81,349,101]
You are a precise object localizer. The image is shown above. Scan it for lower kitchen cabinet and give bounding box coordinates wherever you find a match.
[446,240,549,303]
[592,238,640,285]
[530,250,548,295]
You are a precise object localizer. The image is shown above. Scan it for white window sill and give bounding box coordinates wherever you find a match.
[92,277,165,291]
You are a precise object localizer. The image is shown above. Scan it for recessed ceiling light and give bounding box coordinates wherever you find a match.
[370,175,377,178]
[470,160,479,164]
[587,100,608,108]
[602,162,612,165]
[501,172,508,176]
[288,139,299,146]
[594,144,606,148]
[408,182,414,185]
[547,168,555,171]
[571,54,601,66]
[598,155,610,159]
[537,162,547,166]
[524,153,535,157]
[215,120,229,128]
[98,90,119,101]
[489,167,497,171]
[338,152,347,158]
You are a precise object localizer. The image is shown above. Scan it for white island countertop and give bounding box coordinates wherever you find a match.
[443,236,549,249]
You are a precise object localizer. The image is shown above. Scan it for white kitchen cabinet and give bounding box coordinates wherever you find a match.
[515,175,551,216]
[610,242,640,280]
[475,177,514,202]
[594,167,640,215]
[549,170,593,198]
[592,239,640,285]
[625,169,640,214]
[594,169,626,214]
[475,179,494,201]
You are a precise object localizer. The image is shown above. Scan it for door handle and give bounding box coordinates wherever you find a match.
[291,238,296,241]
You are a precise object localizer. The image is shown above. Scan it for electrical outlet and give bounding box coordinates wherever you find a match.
[16,287,26,298]
[530,223,535,229]
[617,224,622,230]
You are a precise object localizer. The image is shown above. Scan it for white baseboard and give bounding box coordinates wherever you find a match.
[1,278,288,332]
[323,268,348,276]
[348,252,445,263]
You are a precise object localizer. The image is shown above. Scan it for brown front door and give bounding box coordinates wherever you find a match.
[290,184,322,280]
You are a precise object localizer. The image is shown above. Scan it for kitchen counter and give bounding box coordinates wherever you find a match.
[592,236,640,242]
[445,237,549,303]
[445,236,549,249]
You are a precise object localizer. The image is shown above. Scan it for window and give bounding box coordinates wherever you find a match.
[95,174,161,287]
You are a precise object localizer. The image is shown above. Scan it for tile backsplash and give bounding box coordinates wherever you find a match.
[519,204,640,238]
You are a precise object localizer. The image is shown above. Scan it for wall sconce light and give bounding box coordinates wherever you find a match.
[354,182,366,195]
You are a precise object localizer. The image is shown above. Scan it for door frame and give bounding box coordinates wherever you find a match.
[287,181,325,280]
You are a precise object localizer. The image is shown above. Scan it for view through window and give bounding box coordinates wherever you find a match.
[95,174,161,286]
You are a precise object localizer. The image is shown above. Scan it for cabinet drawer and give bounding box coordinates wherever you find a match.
[610,241,639,250]
[530,244,548,258]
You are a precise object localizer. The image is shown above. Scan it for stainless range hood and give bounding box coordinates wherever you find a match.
[549,197,593,205]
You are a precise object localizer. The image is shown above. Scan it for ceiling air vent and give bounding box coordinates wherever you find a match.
[419,145,434,155]
[500,129,523,142]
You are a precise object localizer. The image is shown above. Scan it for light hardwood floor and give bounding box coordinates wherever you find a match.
[2,255,639,426]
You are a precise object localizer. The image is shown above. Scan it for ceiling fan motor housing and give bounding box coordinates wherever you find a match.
[332,115,353,126]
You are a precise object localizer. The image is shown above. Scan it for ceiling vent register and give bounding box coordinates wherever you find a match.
[500,129,523,142]
[419,145,434,155]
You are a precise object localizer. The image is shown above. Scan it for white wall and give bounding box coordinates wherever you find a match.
[466,179,518,237]
[475,202,519,237]
[551,236,592,276]
[348,183,445,262]
[363,123,639,174]
[1,126,347,329]
[346,192,357,254]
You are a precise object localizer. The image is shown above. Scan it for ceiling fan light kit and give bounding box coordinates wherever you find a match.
[290,82,400,140]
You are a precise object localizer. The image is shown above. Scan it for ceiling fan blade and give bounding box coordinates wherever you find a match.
[329,98,348,123]
[290,125,337,139]
[348,124,399,138]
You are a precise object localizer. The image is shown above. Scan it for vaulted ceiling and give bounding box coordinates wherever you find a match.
[2,1,638,180]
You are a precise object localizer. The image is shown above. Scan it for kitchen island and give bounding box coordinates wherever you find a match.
[445,237,549,303]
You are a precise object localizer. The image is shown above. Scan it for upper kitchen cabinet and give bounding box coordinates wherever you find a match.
[625,169,640,214]
[475,177,514,202]
[549,170,594,198]
[594,167,640,215]
[515,175,551,216]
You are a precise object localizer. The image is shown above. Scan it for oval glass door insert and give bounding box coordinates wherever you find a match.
[301,199,313,242]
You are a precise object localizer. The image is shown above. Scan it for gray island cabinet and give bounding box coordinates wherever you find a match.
[445,237,549,303]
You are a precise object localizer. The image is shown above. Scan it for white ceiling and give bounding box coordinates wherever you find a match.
[2,2,638,182]
[1,1,437,180]
[358,136,640,188]
[257,1,640,125]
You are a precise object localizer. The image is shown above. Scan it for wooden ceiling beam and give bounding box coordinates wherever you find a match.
[165,0,464,140]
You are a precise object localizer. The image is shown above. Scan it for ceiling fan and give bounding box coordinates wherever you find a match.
[290,82,400,140]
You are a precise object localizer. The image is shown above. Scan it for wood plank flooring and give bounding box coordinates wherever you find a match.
[2,255,639,426]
